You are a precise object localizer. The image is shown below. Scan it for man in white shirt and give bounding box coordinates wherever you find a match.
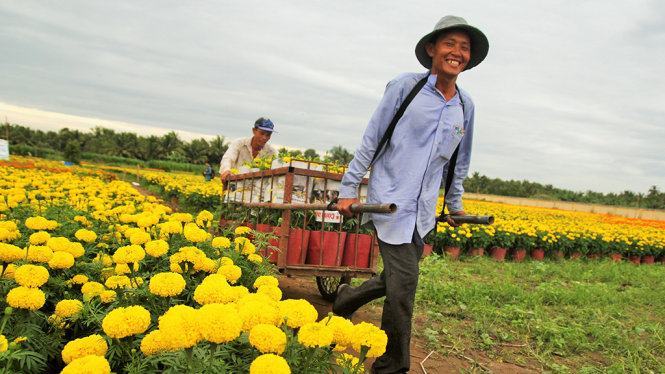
[219,117,278,182]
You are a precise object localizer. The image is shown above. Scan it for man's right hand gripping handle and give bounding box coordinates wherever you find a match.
[337,198,359,218]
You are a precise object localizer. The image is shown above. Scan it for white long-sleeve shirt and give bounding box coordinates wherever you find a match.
[219,137,277,174]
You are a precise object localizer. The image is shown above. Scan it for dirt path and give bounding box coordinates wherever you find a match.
[279,276,540,374]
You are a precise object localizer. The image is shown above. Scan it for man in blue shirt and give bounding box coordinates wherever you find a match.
[334,16,489,373]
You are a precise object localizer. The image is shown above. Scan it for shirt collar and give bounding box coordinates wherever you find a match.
[426,74,461,105]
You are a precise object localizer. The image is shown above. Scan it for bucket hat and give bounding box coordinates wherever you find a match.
[415,15,489,71]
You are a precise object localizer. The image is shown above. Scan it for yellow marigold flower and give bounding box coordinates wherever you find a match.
[321,315,354,348]
[61,334,108,364]
[140,330,171,356]
[99,290,117,304]
[158,305,201,349]
[29,231,51,245]
[201,257,219,273]
[257,285,282,302]
[55,299,84,319]
[183,222,210,243]
[249,324,286,354]
[1,264,16,279]
[159,220,182,236]
[217,264,242,284]
[234,237,249,251]
[6,286,46,310]
[48,251,75,269]
[14,264,49,288]
[237,298,281,331]
[249,354,291,374]
[278,299,318,329]
[254,275,279,289]
[104,275,132,290]
[235,226,252,236]
[71,274,89,285]
[248,253,263,263]
[61,355,111,374]
[351,322,388,358]
[202,273,228,285]
[74,229,97,243]
[169,213,193,223]
[0,243,25,262]
[0,335,7,353]
[211,236,231,249]
[298,322,334,348]
[26,245,53,263]
[149,272,186,297]
[136,213,159,228]
[195,210,214,227]
[242,241,257,255]
[112,245,145,264]
[81,281,105,298]
[13,336,28,344]
[102,306,151,339]
[193,280,235,305]
[220,256,234,266]
[145,239,169,257]
[198,303,243,344]
[129,230,151,245]
[25,216,58,231]
[94,253,113,267]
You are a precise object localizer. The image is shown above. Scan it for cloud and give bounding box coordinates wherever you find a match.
[0,1,664,194]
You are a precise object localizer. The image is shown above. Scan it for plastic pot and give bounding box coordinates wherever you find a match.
[489,246,507,261]
[342,233,373,268]
[306,231,347,266]
[531,248,545,261]
[287,228,310,265]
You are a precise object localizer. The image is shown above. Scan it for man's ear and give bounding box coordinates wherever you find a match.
[425,42,435,58]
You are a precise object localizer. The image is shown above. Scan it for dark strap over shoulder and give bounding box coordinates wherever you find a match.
[369,77,428,166]
[368,75,466,219]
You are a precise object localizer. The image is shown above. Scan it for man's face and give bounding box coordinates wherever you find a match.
[252,128,272,147]
[426,30,471,78]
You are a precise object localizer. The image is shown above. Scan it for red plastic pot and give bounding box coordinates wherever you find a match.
[531,248,545,261]
[569,252,582,260]
[552,250,565,260]
[586,253,600,260]
[629,255,641,265]
[642,255,655,264]
[443,246,461,260]
[609,253,622,262]
[489,246,507,261]
[342,233,373,268]
[306,231,347,266]
[422,244,433,258]
[469,247,484,257]
[287,228,310,265]
[511,248,527,262]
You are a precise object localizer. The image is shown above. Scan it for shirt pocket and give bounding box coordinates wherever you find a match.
[438,127,464,160]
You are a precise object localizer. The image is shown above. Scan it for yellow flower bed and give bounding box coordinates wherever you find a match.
[0,158,384,373]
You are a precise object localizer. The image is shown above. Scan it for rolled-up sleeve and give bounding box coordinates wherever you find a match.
[339,80,404,198]
[443,99,475,213]
[219,140,240,174]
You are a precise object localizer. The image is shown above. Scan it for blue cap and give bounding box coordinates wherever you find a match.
[254,117,276,133]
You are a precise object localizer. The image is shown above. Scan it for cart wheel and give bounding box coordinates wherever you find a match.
[316,276,351,302]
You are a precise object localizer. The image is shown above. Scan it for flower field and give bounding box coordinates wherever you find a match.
[433,198,665,261]
[0,158,386,373]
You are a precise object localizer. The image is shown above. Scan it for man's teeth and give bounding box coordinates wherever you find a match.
[446,60,460,67]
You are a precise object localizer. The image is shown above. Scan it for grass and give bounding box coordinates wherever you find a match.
[415,255,665,372]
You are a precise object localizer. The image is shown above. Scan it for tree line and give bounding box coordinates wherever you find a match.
[463,172,664,210]
[4,124,355,166]
[4,123,662,209]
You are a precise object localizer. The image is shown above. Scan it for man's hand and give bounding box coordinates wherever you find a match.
[337,198,359,218]
[219,170,231,182]
[446,210,466,227]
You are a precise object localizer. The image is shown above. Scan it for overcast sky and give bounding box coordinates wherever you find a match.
[1,1,664,193]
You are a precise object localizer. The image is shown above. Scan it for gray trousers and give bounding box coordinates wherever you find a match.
[336,228,424,373]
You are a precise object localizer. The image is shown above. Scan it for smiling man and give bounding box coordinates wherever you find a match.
[334,16,489,373]
[218,117,277,182]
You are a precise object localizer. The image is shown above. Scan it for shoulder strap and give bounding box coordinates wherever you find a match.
[439,86,466,219]
[369,76,428,166]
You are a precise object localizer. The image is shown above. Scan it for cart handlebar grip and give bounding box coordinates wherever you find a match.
[438,215,494,225]
[328,203,396,214]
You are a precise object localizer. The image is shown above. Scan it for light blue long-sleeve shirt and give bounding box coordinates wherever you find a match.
[339,72,475,245]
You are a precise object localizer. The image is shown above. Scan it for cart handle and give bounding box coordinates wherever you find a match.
[437,215,494,225]
[235,202,396,214]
